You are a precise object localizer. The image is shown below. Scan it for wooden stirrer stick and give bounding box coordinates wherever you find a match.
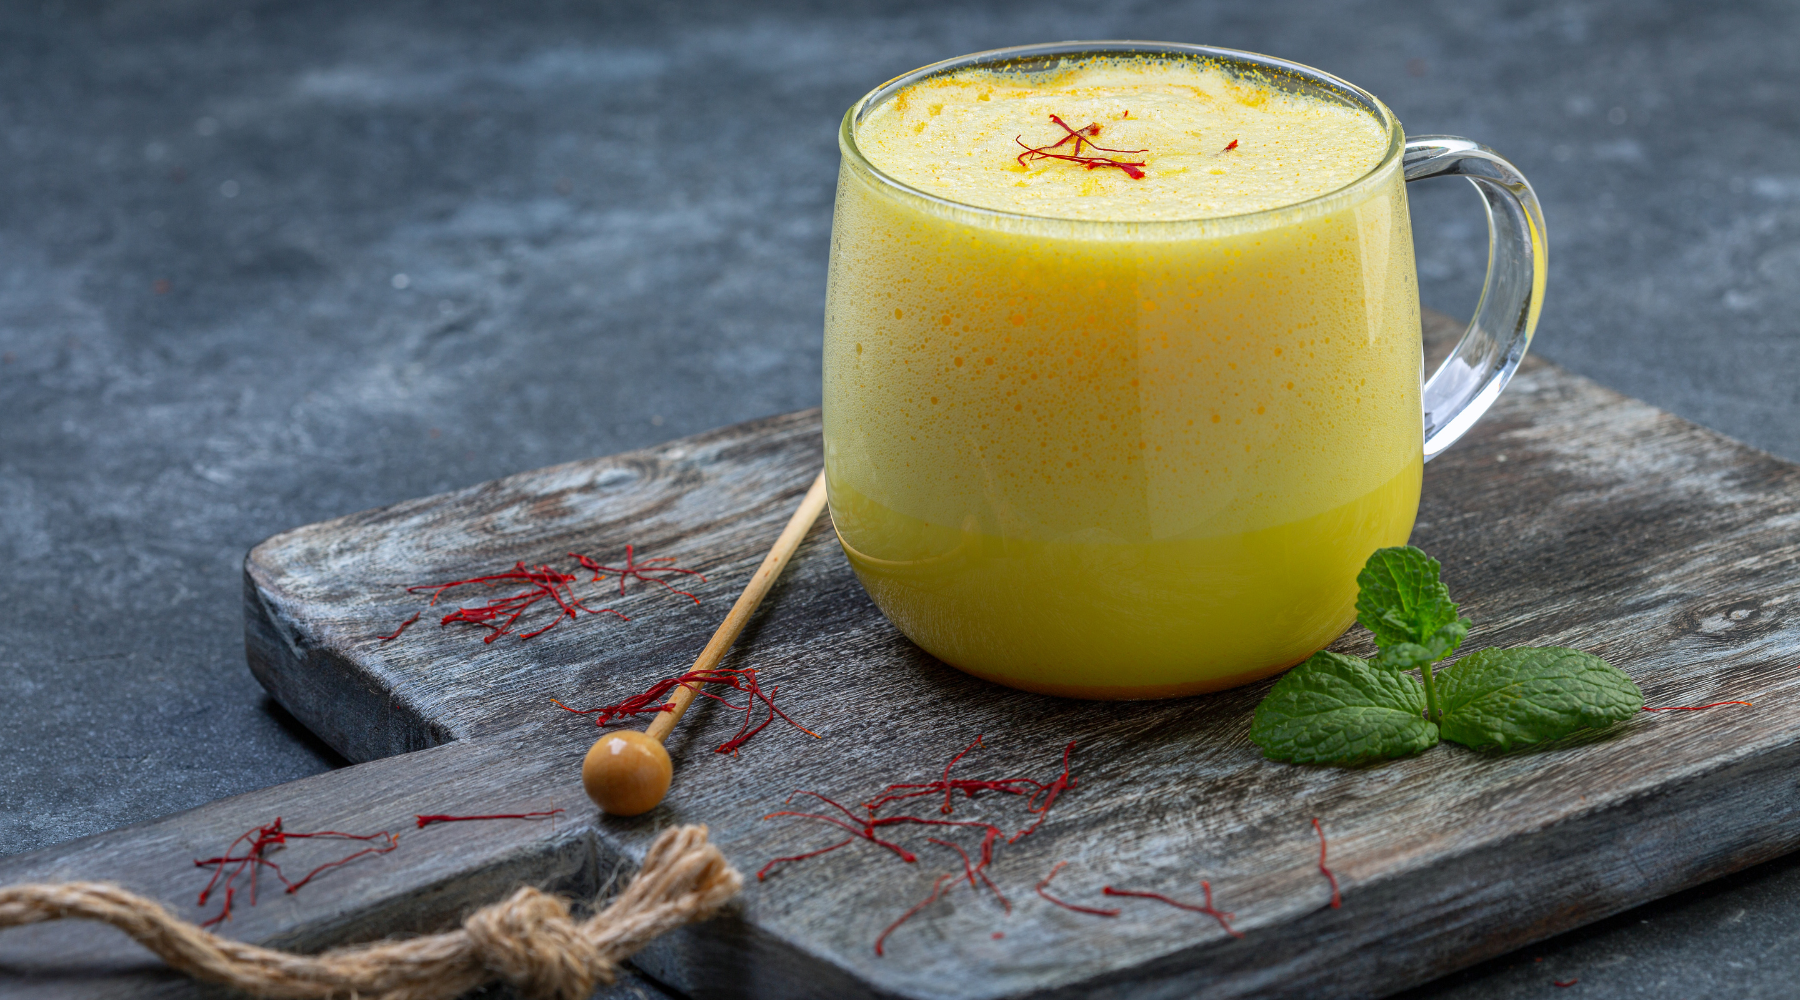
[583,470,830,815]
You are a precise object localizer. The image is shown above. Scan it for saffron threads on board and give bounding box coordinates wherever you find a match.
[414,810,564,828]
[1312,817,1342,909]
[760,741,1079,879]
[377,546,707,645]
[1015,114,1149,178]
[758,738,1083,953]
[1103,882,1243,938]
[553,667,818,756]
[760,790,920,870]
[195,805,566,925]
[861,734,1075,826]
[193,818,399,928]
[406,560,624,643]
[1035,861,1120,917]
[573,546,708,604]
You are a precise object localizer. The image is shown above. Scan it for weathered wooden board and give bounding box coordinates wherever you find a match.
[5,312,1800,1000]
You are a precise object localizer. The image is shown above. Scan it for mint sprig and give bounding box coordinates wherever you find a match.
[1249,546,1643,764]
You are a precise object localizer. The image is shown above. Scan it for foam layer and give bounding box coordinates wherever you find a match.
[854,56,1391,221]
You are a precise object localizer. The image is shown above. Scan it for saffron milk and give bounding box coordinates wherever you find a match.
[823,55,1422,697]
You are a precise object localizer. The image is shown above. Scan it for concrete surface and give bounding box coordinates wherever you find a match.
[1,1,1796,997]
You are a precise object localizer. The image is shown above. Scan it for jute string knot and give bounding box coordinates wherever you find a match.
[0,823,742,1000]
[460,888,601,1000]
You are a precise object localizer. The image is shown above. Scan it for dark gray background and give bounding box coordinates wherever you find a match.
[2,1,1796,997]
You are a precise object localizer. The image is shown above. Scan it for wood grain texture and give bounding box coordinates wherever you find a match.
[5,312,1799,1000]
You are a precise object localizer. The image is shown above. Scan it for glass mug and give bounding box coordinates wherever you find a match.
[821,42,1545,698]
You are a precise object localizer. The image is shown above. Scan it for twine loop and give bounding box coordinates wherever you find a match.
[0,824,742,1000]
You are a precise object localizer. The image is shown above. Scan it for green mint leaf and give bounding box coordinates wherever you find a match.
[1250,651,1440,764]
[1370,642,1436,672]
[1370,622,1469,676]
[1423,618,1471,661]
[1437,647,1644,752]
[1357,546,1463,649]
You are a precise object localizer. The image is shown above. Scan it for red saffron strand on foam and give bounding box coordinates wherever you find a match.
[1312,817,1342,909]
[1222,138,1239,151]
[1553,979,1579,988]
[376,611,420,643]
[414,809,564,829]
[572,546,707,604]
[1642,700,1753,712]
[1016,114,1148,179]
[875,873,958,957]
[1104,881,1243,938]
[1035,861,1120,917]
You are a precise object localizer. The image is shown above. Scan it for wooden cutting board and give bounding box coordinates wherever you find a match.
[4,313,1799,1000]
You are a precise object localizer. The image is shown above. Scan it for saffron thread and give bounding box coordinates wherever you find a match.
[1222,139,1239,152]
[1642,700,1752,712]
[376,611,420,643]
[929,833,1010,912]
[1015,114,1148,179]
[1103,881,1242,938]
[875,873,957,956]
[1312,817,1342,908]
[756,838,856,880]
[414,810,564,828]
[1036,861,1119,917]
[1553,979,1579,988]
[1011,740,1078,842]
[573,545,707,604]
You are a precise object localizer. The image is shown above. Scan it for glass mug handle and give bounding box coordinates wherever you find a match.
[1403,136,1548,460]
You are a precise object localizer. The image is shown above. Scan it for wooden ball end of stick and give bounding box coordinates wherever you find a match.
[581,470,831,817]
[583,731,673,816]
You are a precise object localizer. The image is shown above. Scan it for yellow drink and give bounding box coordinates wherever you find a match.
[824,51,1424,698]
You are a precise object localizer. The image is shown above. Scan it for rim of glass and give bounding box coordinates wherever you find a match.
[841,41,1405,235]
